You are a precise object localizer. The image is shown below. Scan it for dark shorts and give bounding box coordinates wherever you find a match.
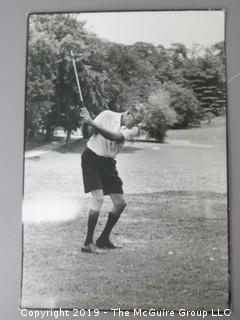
[81,148,123,195]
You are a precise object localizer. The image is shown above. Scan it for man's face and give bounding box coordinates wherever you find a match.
[124,111,136,128]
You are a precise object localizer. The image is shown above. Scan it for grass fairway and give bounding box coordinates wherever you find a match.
[21,119,229,310]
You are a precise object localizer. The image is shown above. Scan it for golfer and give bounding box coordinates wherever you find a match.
[80,107,141,253]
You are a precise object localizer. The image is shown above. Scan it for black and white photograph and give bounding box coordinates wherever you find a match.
[21,10,229,310]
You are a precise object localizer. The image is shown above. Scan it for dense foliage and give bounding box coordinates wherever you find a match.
[142,88,177,142]
[26,14,226,143]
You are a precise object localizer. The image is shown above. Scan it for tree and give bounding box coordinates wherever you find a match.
[27,14,112,144]
[25,16,58,140]
[185,41,226,118]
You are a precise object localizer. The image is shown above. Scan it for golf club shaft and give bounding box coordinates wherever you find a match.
[70,50,84,106]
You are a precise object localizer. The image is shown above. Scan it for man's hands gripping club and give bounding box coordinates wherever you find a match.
[80,108,96,139]
[81,108,93,125]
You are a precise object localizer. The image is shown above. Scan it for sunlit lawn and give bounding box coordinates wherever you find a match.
[21,118,229,310]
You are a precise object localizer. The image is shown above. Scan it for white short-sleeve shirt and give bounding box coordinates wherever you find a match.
[87,110,138,158]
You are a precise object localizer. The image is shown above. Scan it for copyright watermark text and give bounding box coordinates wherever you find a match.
[20,308,232,319]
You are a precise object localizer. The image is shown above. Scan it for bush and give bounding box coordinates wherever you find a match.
[162,83,201,128]
[142,88,177,142]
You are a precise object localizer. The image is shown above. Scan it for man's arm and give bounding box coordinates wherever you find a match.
[82,121,97,139]
[80,108,124,142]
[120,126,139,141]
[91,122,124,142]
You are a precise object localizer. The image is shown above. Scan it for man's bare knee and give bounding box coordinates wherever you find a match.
[91,191,104,211]
[110,194,127,215]
[115,201,127,214]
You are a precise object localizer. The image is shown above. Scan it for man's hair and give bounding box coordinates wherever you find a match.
[127,105,144,124]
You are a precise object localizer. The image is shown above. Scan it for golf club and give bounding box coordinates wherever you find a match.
[70,50,85,108]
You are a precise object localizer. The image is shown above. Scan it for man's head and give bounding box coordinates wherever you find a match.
[121,105,144,129]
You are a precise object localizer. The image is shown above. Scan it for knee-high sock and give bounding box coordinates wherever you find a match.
[98,212,120,241]
[84,209,100,245]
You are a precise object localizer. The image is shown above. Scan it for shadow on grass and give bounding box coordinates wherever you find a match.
[120,145,143,153]
[28,156,41,161]
[127,190,227,200]
[57,139,143,154]
[25,136,64,151]
[57,139,87,154]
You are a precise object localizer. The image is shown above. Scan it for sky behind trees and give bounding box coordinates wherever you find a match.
[78,11,225,48]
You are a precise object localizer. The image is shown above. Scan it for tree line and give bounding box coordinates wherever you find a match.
[26,14,226,143]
